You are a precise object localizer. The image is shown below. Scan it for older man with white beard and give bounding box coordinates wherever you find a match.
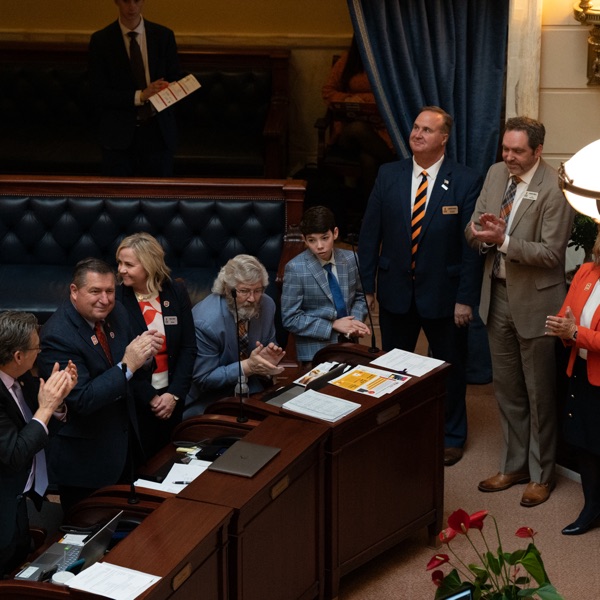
[184,255,285,417]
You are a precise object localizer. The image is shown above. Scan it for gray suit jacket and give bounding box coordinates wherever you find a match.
[466,159,574,338]
[185,293,277,416]
[281,247,367,361]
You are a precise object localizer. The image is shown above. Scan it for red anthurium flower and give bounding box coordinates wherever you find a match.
[515,526,537,539]
[448,508,471,534]
[426,554,450,571]
[439,527,457,544]
[431,570,445,587]
[469,510,489,531]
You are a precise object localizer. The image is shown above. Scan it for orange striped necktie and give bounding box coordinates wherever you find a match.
[411,170,428,271]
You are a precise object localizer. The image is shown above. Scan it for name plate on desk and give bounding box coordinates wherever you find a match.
[208,441,280,477]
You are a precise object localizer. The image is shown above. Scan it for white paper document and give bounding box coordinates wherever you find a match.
[149,73,201,112]
[370,348,445,377]
[134,460,210,494]
[67,562,160,600]
[293,361,338,386]
[329,364,410,398]
[282,389,360,422]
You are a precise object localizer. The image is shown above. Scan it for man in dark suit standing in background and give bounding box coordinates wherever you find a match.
[89,0,181,176]
[358,106,483,467]
[466,116,574,507]
[38,259,164,512]
[0,311,76,578]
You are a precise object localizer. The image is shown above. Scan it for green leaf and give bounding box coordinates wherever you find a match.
[486,551,502,575]
[517,546,549,585]
[434,569,463,599]
[517,583,565,600]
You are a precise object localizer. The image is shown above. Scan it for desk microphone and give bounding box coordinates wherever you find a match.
[231,289,249,423]
[346,233,379,353]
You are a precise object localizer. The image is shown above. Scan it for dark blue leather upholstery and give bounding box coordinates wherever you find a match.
[0,195,286,322]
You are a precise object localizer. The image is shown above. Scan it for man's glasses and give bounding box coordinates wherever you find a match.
[235,286,265,298]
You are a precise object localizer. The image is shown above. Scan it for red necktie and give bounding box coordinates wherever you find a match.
[95,321,113,365]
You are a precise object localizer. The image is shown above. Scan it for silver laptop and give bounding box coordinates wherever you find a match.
[15,510,123,581]
[208,440,280,477]
[441,589,473,600]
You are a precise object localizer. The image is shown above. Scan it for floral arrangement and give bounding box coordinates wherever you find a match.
[426,509,564,600]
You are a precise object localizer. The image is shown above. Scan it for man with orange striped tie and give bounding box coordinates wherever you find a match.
[358,106,483,466]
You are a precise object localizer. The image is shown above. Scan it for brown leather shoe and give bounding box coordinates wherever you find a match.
[444,447,463,466]
[520,481,555,507]
[478,472,530,492]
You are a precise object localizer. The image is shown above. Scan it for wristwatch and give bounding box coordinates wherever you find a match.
[572,328,578,342]
[172,395,180,402]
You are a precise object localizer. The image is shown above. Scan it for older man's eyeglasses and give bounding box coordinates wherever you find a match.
[235,286,266,298]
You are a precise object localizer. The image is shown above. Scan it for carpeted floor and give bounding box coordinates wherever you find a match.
[338,381,599,599]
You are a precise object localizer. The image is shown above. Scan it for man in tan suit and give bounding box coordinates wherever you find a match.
[466,116,574,507]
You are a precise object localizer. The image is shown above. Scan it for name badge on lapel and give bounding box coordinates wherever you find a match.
[442,206,459,215]
[524,191,538,201]
[164,316,178,326]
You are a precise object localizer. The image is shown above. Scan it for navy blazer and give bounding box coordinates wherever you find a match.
[0,374,45,549]
[88,19,181,151]
[38,301,138,489]
[116,279,196,404]
[358,157,484,319]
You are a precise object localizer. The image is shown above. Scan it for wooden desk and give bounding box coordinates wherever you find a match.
[179,415,329,600]
[105,497,232,600]
[205,344,447,599]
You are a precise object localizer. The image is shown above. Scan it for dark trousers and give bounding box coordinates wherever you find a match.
[0,494,30,578]
[102,119,173,177]
[379,300,468,448]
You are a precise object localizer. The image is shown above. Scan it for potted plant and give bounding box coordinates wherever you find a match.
[426,509,563,600]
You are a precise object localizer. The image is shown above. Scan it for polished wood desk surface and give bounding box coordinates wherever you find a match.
[179,414,329,600]
[178,414,328,508]
[204,343,448,600]
[105,497,232,600]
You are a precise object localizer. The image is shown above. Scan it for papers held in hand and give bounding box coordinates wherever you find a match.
[208,440,280,478]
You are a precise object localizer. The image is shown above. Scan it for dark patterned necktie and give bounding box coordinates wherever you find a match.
[95,321,114,365]
[238,319,249,359]
[324,263,347,317]
[493,175,521,277]
[411,171,428,272]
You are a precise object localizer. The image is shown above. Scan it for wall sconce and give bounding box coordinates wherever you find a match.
[559,139,600,219]
[574,1,600,85]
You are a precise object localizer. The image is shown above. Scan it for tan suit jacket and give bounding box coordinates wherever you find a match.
[466,159,574,338]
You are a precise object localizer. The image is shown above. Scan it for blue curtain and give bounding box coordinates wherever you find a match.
[347,0,509,176]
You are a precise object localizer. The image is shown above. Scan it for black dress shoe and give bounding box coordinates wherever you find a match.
[561,514,600,536]
[444,447,463,466]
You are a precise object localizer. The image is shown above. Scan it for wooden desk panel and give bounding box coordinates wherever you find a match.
[180,416,328,600]
[105,497,232,600]
[205,345,447,600]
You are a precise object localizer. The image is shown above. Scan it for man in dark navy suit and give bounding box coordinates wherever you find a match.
[0,311,76,577]
[38,259,164,512]
[358,106,483,466]
[89,0,181,176]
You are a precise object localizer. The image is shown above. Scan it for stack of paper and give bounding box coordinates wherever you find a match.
[282,389,360,422]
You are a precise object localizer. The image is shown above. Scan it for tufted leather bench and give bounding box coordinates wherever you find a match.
[0,175,305,325]
[0,43,289,178]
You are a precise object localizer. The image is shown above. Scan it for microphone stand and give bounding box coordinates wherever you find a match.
[231,289,249,423]
[347,234,379,353]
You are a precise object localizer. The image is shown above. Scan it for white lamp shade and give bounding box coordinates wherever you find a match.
[563,139,600,220]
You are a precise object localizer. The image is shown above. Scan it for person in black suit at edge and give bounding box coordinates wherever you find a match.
[89,0,181,176]
[0,311,77,578]
[38,258,164,513]
[116,232,196,458]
